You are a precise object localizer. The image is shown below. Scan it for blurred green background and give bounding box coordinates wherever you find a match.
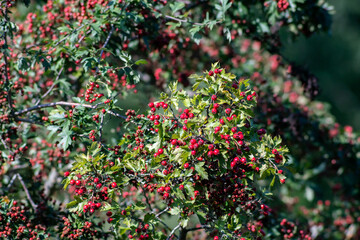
[282,0,360,131]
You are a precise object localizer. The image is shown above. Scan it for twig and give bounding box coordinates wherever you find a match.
[141,186,153,211]
[1,137,13,153]
[7,174,18,189]
[14,101,127,120]
[2,7,14,113]
[35,67,64,105]
[7,174,38,210]
[96,25,115,73]
[164,15,204,26]
[53,24,85,48]
[98,113,105,143]
[155,206,169,218]
[166,223,181,240]
[15,117,44,125]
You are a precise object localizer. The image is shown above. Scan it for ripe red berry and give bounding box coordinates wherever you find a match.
[64,171,70,177]
[280,179,286,184]
[158,148,164,154]
[208,70,214,76]
[94,178,99,183]
[70,179,75,185]
[75,180,81,186]
[225,108,231,114]
[212,108,218,114]
[211,95,217,101]
[111,182,117,188]
[179,185,184,190]
[214,68,222,74]
[184,163,190,169]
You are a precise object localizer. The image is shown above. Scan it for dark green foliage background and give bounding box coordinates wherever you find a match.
[283,0,360,130]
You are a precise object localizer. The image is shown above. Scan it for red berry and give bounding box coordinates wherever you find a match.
[211,95,217,101]
[158,148,164,154]
[280,179,286,184]
[111,182,117,188]
[64,171,70,177]
[184,163,190,169]
[208,70,214,76]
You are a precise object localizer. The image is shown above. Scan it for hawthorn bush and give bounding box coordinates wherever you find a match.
[0,0,359,240]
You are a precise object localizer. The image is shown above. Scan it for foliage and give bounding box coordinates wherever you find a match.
[0,0,359,239]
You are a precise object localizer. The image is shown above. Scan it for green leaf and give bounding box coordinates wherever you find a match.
[195,162,208,180]
[171,147,191,165]
[170,2,185,15]
[134,59,148,65]
[169,207,180,215]
[180,218,189,228]
[17,57,30,71]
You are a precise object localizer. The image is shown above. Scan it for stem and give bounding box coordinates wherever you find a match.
[14,101,127,119]
[2,7,13,113]
[35,67,64,105]
[7,174,38,210]
[166,223,181,240]
[96,25,115,73]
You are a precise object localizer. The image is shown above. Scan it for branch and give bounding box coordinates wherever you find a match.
[155,206,169,218]
[141,186,153,211]
[98,113,105,143]
[14,101,127,120]
[7,174,38,210]
[53,24,85,48]
[96,25,115,73]
[164,15,205,26]
[2,7,14,113]
[166,223,181,240]
[15,117,44,125]
[35,67,64,105]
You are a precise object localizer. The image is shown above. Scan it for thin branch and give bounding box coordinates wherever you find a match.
[98,113,105,143]
[15,117,44,125]
[7,174,18,189]
[1,137,13,153]
[53,24,85,48]
[155,206,169,218]
[7,174,37,210]
[14,101,126,120]
[164,15,205,26]
[35,67,64,105]
[141,187,153,211]
[96,25,115,73]
[166,223,181,240]
[2,7,13,113]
